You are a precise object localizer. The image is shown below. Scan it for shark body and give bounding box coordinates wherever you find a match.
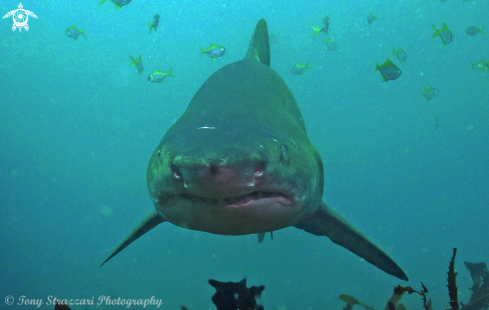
[101,19,408,281]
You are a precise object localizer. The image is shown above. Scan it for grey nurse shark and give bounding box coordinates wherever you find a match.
[101,18,408,281]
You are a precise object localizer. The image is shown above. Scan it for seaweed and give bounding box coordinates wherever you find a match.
[339,283,431,310]
[208,278,265,310]
[340,249,477,310]
[51,247,487,310]
[448,248,459,310]
[54,301,71,310]
[380,247,487,310]
[384,284,430,310]
[460,261,489,310]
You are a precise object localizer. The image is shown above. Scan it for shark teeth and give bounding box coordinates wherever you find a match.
[180,192,287,207]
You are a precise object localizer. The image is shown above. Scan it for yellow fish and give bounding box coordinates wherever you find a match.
[432,23,454,45]
[147,69,174,83]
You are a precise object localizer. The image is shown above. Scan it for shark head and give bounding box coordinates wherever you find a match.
[146,53,324,235]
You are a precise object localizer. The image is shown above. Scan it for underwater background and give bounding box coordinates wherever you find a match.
[1,0,488,309]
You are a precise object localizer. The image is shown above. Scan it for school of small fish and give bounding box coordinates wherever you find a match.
[62,0,486,102]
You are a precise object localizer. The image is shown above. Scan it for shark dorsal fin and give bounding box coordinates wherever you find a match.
[244,18,270,67]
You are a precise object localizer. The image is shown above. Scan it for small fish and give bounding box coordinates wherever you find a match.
[339,294,376,310]
[269,34,278,45]
[374,58,401,82]
[130,55,144,74]
[201,43,226,61]
[147,69,174,83]
[421,87,438,100]
[65,25,86,40]
[291,62,310,75]
[471,59,488,71]
[465,26,483,36]
[312,17,330,37]
[147,14,160,34]
[99,0,132,9]
[323,38,338,51]
[392,47,407,63]
[367,12,376,25]
[432,23,454,45]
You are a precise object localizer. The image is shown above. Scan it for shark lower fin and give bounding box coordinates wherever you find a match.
[244,18,270,67]
[257,231,274,243]
[294,201,408,281]
[100,210,165,266]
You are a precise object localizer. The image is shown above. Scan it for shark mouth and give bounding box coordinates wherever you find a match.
[180,191,294,207]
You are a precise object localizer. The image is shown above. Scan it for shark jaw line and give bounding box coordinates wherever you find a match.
[179,191,294,208]
[157,188,300,235]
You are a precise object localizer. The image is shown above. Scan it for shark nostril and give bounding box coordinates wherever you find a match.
[209,165,218,176]
[254,165,264,177]
[173,170,182,180]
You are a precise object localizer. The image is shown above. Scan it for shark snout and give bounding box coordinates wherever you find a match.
[171,162,265,198]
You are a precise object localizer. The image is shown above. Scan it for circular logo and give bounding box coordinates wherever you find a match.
[13,9,28,27]
[5,295,14,305]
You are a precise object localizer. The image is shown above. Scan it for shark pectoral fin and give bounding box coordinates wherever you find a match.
[100,210,165,267]
[257,231,274,243]
[294,201,408,281]
[244,18,270,66]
